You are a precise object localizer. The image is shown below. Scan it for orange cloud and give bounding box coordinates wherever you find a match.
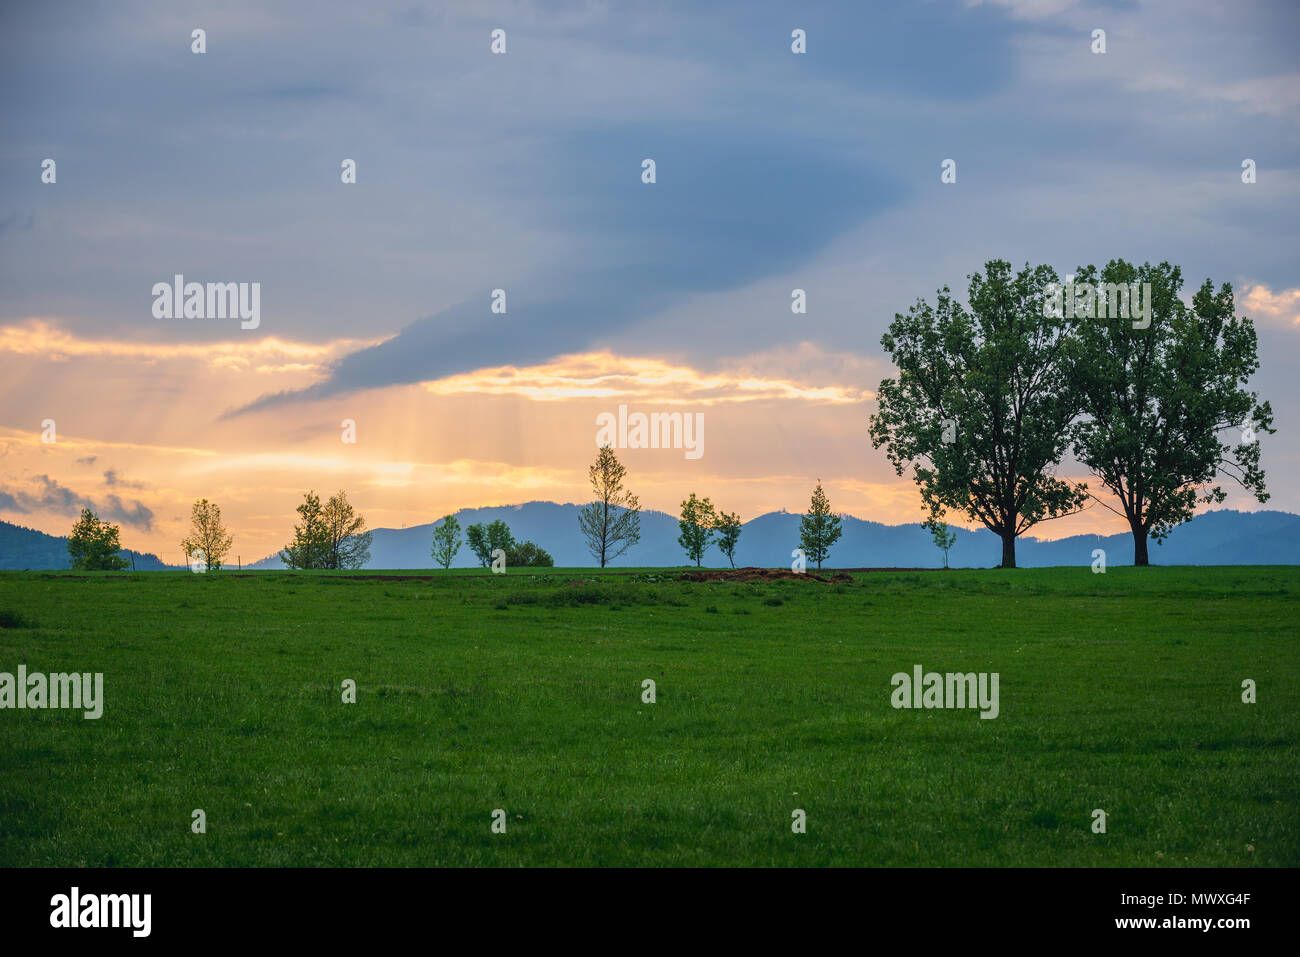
[421,348,875,405]
[1241,283,1300,327]
[0,319,383,371]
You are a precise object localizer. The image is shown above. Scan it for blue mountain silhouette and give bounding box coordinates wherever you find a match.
[243,504,1300,570]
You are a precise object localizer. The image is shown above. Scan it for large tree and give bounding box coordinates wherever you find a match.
[578,445,641,567]
[677,493,716,567]
[181,498,233,571]
[798,482,843,570]
[869,260,1087,568]
[67,508,129,570]
[1069,260,1273,565]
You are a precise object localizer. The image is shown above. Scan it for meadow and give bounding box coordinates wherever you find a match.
[0,566,1296,867]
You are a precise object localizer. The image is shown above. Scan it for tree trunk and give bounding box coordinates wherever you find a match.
[1000,533,1016,569]
[1131,519,1149,566]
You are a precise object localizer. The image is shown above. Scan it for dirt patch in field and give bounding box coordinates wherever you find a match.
[676,567,854,583]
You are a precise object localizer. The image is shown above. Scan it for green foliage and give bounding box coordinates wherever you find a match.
[798,482,842,569]
[578,445,641,567]
[67,508,128,571]
[922,517,957,569]
[279,492,328,569]
[677,493,716,567]
[431,514,462,569]
[181,498,233,571]
[322,491,371,570]
[281,491,370,569]
[465,520,515,567]
[465,523,490,567]
[505,540,553,567]
[1068,260,1273,565]
[870,260,1087,568]
[713,510,742,568]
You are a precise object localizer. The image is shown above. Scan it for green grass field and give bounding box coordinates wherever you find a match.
[0,566,1296,867]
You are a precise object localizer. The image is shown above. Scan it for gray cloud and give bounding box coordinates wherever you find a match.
[103,468,146,490]
[0,475,154,530]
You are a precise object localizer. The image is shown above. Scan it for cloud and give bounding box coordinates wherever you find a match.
[229,129,900,414]
[0,475,154,530]
[0,320,380,370]
[103,468,146,489]
[419,348,874,405]
[1241,283,1300,327]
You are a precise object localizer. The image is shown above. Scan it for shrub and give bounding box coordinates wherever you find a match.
[505,541,554,567]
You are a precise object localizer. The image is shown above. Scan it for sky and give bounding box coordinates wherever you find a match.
[0,0,1297,563]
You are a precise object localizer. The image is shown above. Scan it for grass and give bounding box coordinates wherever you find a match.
[0,565,1296,867]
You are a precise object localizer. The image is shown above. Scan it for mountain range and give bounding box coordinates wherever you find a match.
[4,505,1295,571]
[245,503,1300,570]
[0,521,170,571]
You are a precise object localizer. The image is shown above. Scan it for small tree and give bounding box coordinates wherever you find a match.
[923,517,957,569]
[67,508,129,570]
[466,520,514,567]
[280,491,330,569]
[181,498,233,572]
[714,510,742,568]
[798,481,843,570]
[678,493,716,567]
[431,514,462,569]
[465,523,491,567]
[578,445,642,567]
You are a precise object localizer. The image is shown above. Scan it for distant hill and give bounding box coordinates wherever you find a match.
[248,503,1300,570]
[0,520,172,571]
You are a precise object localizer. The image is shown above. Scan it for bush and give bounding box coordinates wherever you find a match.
[505,541,553,567]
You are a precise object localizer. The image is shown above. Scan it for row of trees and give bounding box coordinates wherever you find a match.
[571,446,847,569]
[78,257,1265,577]
[68,492,373,571]
[429,515,553,568]
[63,476,882,575]
[66,499,240,572]
[869,259,1272,567]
